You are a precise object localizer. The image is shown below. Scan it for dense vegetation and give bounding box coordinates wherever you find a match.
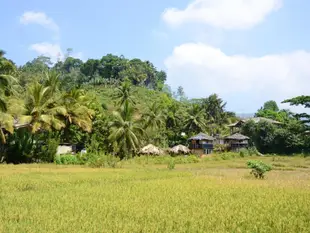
[242,100,310,154]
[1,49,310,163]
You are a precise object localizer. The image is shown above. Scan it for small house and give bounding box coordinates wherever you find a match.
[228,117,282,134]
[224,133,249,152]
[189,133,215,155]
[57,143,77,155]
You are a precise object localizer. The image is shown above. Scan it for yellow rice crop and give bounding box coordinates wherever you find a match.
[1,159,310,233]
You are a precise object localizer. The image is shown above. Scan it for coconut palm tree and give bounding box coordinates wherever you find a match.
[0,111,13,144]
[108,102,145,159]
[202,94,234,135]
[44,71,61,94]
[0,73,24,144]
[141,102,167,146]
[184,104,207,135]
[142,102,166,130]
[203,94,226,123]
[166,102,180,129]
[113,78,136,107]
[0,63,17,110]
[0,95,26,144]
[24,82,67,133]
[0,75,8,112]
[62,89,95,132]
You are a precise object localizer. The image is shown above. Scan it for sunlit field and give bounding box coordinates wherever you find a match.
[1,156,310,233]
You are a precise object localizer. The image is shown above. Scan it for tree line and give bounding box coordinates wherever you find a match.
[1,49,310,163]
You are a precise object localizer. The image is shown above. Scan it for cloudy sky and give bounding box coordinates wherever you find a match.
[1,0,310,113]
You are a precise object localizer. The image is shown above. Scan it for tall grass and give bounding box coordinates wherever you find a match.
[1,160,310,232]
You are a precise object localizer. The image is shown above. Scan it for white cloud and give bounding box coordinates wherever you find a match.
[162,0,282,30]
[165,43,310,112]
[29,43,63,62]
[30,43,84,63]
[20,11,59,33]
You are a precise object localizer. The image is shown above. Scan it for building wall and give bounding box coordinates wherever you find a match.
[56,145,73,155]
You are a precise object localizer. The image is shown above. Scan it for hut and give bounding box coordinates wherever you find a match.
[224,133,249,152]
[188,133,215,155]
[228,117,282,134]
[139,144,162,155]
[170,145,191,155]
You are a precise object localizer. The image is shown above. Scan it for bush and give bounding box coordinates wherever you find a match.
[55,152,120,168]
[83,153,120,168]
[247,160,272,179]
[239,148,249,157]
[248,147,260,156]
[38,138,59,162]
[167,159,175,170]
[220,152,238,160]
[213,144,229,153]
[55,154,79,165]
[239,147,260,158]
[4,129,35,164]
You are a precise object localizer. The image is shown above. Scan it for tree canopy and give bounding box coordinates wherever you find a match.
[1,49,309,163]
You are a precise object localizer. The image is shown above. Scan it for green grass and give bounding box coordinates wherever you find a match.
[1,157,310,232]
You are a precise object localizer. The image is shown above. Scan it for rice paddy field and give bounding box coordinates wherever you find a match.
[1,156,310,233]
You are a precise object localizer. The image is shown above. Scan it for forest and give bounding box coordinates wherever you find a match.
[1,49,310,164]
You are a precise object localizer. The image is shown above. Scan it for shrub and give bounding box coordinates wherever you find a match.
[55,154,79,165]
[185,155,200,163]
[174,155,200,164]
[38,138,60,162]
[239,147,260,158]
[247,160,272,179]
[86,136,101,153]
[167,159,175,170]
[213,144,229,153]
[84,153,120,168]
[220,152,237,160]
[248,147,260,156]
[239,148,249,158]
[5,129,35,164]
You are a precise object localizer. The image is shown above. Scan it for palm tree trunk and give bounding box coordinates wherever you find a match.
[0,128,6,144]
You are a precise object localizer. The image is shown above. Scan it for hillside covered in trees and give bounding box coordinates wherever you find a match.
[1,49,310,163]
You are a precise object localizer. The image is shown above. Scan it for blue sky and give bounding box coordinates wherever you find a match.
[1,0,310,113]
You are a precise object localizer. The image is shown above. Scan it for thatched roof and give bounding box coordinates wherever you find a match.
[170,145,191,154]
[189,133,214,141]
[139,144,161,155]
[225,133,249,140]
[228,117,282,127]
[246,117,282,124]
